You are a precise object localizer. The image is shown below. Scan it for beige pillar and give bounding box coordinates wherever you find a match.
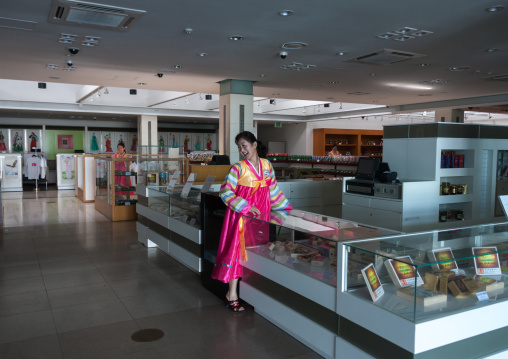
[137,114,158,155]
[218,79,254,164]
[435,109,464,123]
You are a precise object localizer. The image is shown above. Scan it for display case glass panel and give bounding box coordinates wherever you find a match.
[146,186,201,229]
[342,223,508,322]
[242,209,399,287]
[95,156,137,206]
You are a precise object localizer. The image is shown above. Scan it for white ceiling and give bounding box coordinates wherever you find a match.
[1,0,508,122]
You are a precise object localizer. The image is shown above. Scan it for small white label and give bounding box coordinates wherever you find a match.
[181,173,197,198]
[125,201,131,206]
[200,175,216,194]
[167,170,181,190]
[476,291,489,302]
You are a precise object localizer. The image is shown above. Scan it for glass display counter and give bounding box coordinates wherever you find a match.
[135,154,189,187]
[95,156,138,221]
[336,223,508,359]
[135,185,202,272]
[239,210,399,359]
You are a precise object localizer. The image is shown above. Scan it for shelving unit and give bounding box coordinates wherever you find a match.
[313,129,383,157]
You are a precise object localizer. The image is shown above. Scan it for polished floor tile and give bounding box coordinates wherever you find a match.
[43,268,106,290]
[0,310,56,345]
[0,334,63,359]
[0,192,322,358]
[52,298,132,333]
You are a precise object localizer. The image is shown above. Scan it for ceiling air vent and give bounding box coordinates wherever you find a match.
[48,0,145,31]
[345,49,425,66]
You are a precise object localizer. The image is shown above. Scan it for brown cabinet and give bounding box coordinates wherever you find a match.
[313,129,383,157]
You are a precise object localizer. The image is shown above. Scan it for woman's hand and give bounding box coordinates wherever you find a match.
[248,206,261,216]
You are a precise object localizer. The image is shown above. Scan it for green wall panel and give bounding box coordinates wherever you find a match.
[45,130,85,160]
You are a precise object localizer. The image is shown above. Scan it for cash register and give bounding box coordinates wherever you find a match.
[346,158,400,198]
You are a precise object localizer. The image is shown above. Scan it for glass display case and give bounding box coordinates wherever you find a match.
[146,186,201,229]
[95,156,138,221]
[242,209,399,287]
[340,223,508,323]
[135,154,189,187]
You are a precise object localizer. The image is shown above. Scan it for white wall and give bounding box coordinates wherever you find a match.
[257,122,308,155]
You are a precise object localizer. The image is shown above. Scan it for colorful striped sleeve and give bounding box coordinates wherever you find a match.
[268,160,292,211]
[219,163,252,214]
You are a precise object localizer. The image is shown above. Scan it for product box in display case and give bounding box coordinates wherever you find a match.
[337,223,508,359]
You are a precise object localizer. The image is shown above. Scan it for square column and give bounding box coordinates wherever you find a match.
[219,79,254,164]
[137,114,158,155]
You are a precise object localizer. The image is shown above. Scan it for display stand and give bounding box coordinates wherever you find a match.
[0,154,23,192]
[76,154,99,202]
[313,129,383,157]
[56,153,76,190]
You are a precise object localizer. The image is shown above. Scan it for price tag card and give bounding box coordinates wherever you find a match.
[167,170,181,190]
[200,175,216,194]
[125,172,131,176]
[125,201,131,206]
[287,257,296,265]
[180,173,196,198]
[476,291,489,302]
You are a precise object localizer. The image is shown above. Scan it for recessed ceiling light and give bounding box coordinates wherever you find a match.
[336,51,348,56]
[173,65,182,69]
[395,27,417,34]
[278,10,294,16]
[137,82,146,85]
[417,63,430,67]
[46,64,59,70]
[448,66,471,72]
[281,42,308,50]
[486,48,499,52]
[373,100,379,103]
[272,93,280,96]
[329,81,339,84]
[412,30,433,37]
[197,52,207,56]
[377,32,397,39]
[228,35,244,41]
[486,5,504,12]
[259,74,267,77]
[393,35,414,41]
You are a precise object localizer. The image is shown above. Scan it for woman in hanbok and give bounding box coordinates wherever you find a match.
[13,132,23,152]
[90,133,100,151]
[328,145,339,157]
[212,131,291,312]
[195,136,201,151]
[183,135,190,153]
[113,143,130,197]
[206,135,212,151]
[0,131,7,151]
[159,135,165,153]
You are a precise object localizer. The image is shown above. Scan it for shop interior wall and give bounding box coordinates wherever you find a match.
[257,117,384,155]
[257,123,307,155]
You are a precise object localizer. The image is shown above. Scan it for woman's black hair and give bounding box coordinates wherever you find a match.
[235,131,266,158]
[117,142,126,148]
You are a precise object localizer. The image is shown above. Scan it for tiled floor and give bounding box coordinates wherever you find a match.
[0,191,321,358]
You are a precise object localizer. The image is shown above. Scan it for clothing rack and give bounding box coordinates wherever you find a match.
[23,152,48,190]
